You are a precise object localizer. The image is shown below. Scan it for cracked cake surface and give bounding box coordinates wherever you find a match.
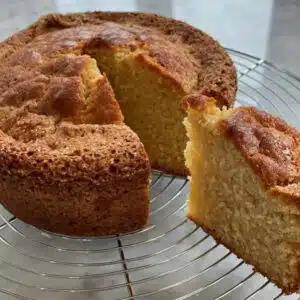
[0,11,237,235]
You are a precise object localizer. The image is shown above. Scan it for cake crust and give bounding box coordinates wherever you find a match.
[0,122,150,236]
[223,107,300,188]
[0,11,237,177]
[184,94,300,193]
[0,11,237,107]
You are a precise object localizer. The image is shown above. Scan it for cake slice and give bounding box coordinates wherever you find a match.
[183,94,300,293]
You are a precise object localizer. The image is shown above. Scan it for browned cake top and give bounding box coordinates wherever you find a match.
[184,95,300,192]
[0,54,123,124]
[0,11,237,106]
[0,11,237,183]
[0,49,130,181]
[224,107,300,188]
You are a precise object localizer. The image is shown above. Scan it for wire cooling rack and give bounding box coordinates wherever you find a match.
[0,49,299,300]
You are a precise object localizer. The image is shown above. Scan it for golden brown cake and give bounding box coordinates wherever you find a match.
[0,52,150,236]
[184,95,300,293]
[0,11,236,236]
[0,11,237,176]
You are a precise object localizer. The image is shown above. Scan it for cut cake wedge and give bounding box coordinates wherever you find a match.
[183,94,300,293]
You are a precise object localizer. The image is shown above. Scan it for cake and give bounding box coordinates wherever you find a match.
[183,95,300,293]
[0,11,237,176]
[0,11,237,236]
[0,53,151,236]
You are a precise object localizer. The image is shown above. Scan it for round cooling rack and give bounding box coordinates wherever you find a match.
[0,49,299,300]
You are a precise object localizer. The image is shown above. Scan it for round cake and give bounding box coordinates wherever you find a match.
[0,11,237,235]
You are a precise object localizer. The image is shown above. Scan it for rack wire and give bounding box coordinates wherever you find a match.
[0,49,299,300]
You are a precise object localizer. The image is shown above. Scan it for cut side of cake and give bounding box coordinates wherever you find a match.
[1,11,237,176]
[183,95,300,293]
[0,11,237,236]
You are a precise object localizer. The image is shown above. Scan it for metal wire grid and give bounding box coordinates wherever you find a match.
[0,49,299,300]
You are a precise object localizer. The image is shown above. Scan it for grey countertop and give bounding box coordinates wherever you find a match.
[1,0,300,75]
